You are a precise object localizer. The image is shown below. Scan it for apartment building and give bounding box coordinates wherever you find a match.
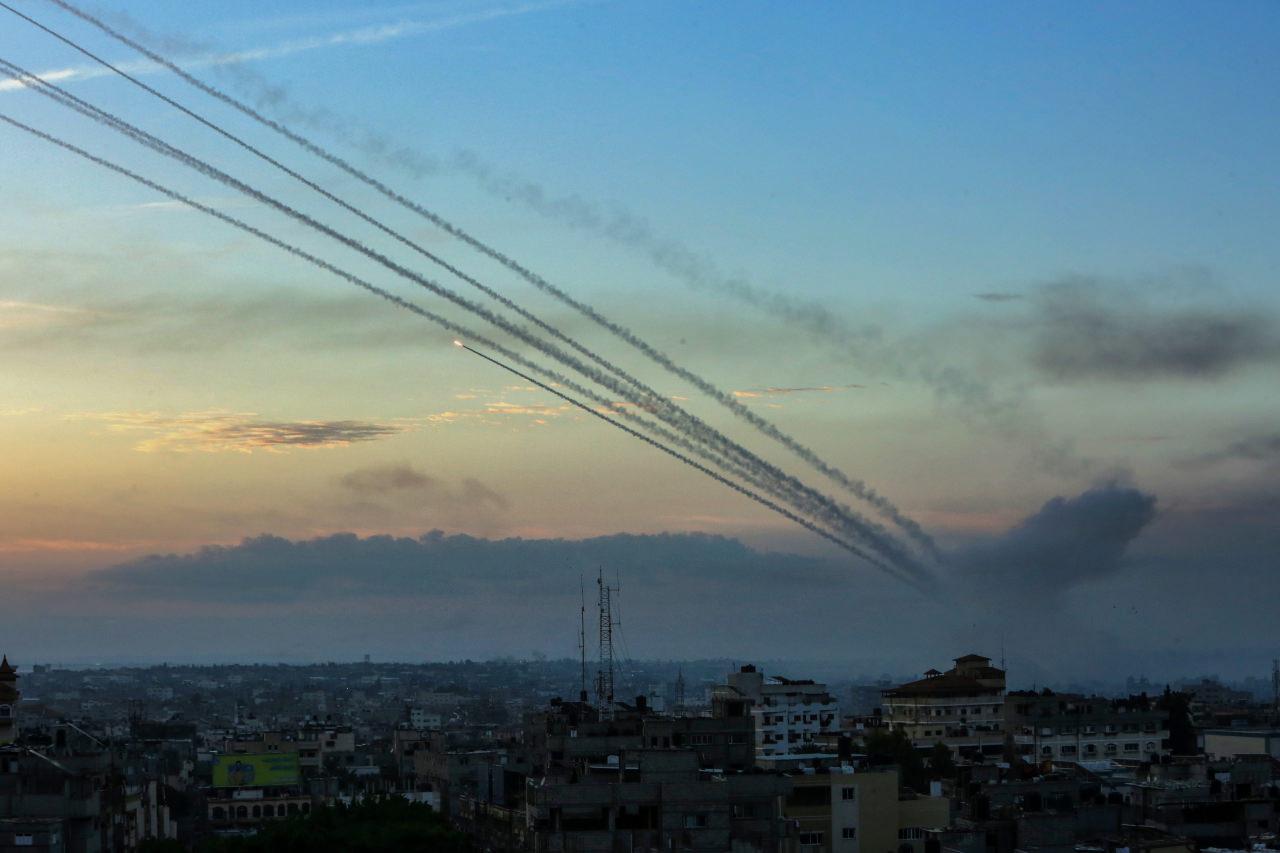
[882,655,1007,757]
[720,666,839,758]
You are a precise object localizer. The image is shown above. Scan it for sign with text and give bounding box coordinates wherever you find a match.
[212,753,300,788]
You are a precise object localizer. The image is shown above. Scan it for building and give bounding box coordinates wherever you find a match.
[1202,728,1280,760]
[1178,678,1253,708]
[521,697,792,852]
[1005,690,1170,762]
[0,657,18,745]
[783,766,949,853]
[882,655,1006,757]
[719,666,839,759]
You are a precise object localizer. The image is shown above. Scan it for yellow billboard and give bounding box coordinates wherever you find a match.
[212,753,300,787]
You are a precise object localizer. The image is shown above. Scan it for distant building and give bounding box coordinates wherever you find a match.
[717,665,839,758]
[0,657,18,745]
[1005,690,1170,762]
[409,708,442,731]
[849,680,892,716]
[1178,678,1253,708]
[882,654,1006,757]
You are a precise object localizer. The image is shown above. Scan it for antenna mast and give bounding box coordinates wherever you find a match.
[578,575,588,703]
[595,568,615,719]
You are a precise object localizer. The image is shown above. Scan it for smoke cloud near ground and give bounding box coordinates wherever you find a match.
[951,483,1158,595]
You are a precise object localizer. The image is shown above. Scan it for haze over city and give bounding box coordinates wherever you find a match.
[0,0,1277,682]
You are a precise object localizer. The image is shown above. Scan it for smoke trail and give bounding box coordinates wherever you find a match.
[1,7,938,575]
[456,341,924,591]
[0,57,931,584]
[3,3,872,548]
[0,110,927,589]
[37,0,938,558]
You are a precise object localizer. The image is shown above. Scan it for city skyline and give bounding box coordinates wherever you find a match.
[0,1,1277,675]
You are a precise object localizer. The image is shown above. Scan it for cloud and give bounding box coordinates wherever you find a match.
[0,1,581,93]
[77,410,410,453]
[1031,279,1278,381]
[731,385,864,399]
[87,529,842,604]
[337,463,509,510]
[973,292,1024,303]
[952,483,1158,594]
[339,463,433,493]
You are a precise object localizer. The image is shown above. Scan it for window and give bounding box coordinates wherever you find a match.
[841,786,856,801]
[899,827,925,840]
[1124,743,1139,753]
[683,813,708,829]
[1144,742,1156,752]
[0,705,10,718]
[799,832,825,845]
[691,734,712,746]
[15,835,33,847]
[1061,745,1077,756]
[843,827,857,839]
[1105,744,1117,754]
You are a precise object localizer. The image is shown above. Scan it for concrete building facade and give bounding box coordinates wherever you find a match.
[720,666,839,759]
[882,655,1007,757]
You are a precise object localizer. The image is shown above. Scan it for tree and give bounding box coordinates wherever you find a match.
[861,728,927,792]
[927,741,956,780]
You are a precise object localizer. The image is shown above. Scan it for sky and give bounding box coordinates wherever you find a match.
[0,0,1277,681]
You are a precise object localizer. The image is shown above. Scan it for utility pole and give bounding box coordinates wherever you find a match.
[595,568,615,720]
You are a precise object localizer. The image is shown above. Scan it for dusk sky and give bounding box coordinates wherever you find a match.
[0,1,1276,680]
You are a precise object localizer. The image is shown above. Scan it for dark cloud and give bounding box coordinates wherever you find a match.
[1032,280,1277,381]
[973,292,1024,302]
[81,411,408,453]
[953,483,1158,594]
[339,463,434,493]
[88,530,841,604]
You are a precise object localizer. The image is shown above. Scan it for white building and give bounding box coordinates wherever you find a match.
[720,665,838,758]
[1005,690,1169,762]
[409,708,443,731]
